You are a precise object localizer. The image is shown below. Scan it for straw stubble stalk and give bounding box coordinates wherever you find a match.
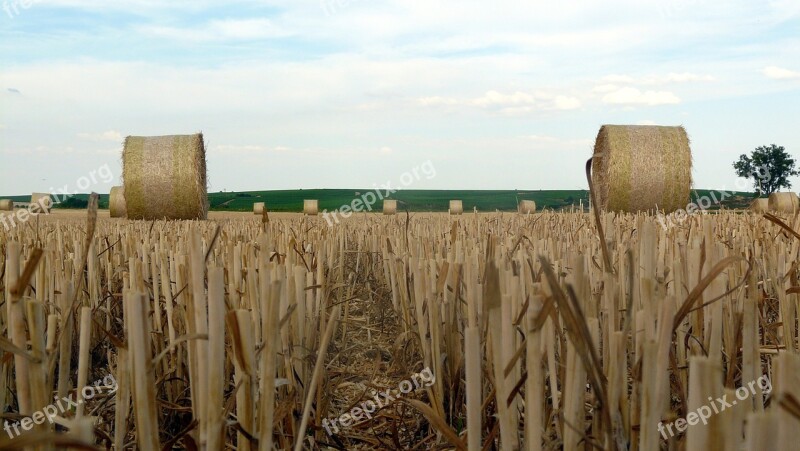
[449,200,463,215]
[383,199,397,215]
[122,134,208,220]
[109,186,127,218]
[768,192,800,214]
[591,125,692,213]
[207,267,226,450]
[0,199,13,211]
[127,291,160,450]
[253,202,265,215]
[304,199,319,216]
[518,200,536,214]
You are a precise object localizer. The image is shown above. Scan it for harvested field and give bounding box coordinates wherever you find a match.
[1,205,799,450]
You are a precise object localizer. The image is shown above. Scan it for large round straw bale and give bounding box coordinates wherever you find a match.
[591,125,692,213]
[749,198,769,213]
[122,134,208,220]
[31,193,53,211]
[768,192,799,214]
[518,200,536,214]
[253,202,266,215]
[304,200,319,216]
[109,186,127,218]
[0,199,13,211]
[449,200,463,215]
[383,200,397,215]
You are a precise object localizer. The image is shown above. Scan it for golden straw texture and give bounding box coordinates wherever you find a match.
[518,200,536,214]
[768,192,799,214]
[253,202,265,215]
[31,193,52,210]
[304,200,318,216]
[749,198,769,213]
[449,200,463,215]
[591,125,692,213]
[0,199,13,211]
[383,200,397,215]
[109,186,127,218]
[122,134,208,220]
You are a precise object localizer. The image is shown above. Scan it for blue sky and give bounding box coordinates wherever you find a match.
[1,0,799,195]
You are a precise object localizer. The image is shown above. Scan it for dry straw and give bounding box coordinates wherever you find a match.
[304,200,319,216]
[253,202,266,215]
[591,125,692,213]
[749,198,769,213]
[109,186,127,218]
[383,200,397,215]
[122,134,208,220]
[768,192,799,214]
[449,200,463,215]
[0,199,13,211]
[31,193,52,210]
[518,200,536,214]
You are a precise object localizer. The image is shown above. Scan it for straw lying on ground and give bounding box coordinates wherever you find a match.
[304,200,318,216]
[253,202,266,215]
[449,200,463,215]
[109,186,127,218]
[591,125,692,213]
[0,199,13,211]
[768,192,799,214]
[122,134,208,220]
[749,198,769,213]
[518,200,536,214]
[383,200,397,215]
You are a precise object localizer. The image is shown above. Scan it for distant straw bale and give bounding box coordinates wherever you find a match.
[591,125,692,213]
[122,134,208,220]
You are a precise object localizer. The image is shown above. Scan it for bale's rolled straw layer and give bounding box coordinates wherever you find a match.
[304,200,319,216]
[592,125,692,213]
[518,200,536,214]
[253,202,266,215]
[768,192,799,214]
[383,200,397,215]
[749,198,769,213]
[122,134,208,220]
[31,193,52,211]
[449,200,463,215]
[109,186,127,218]
[0,199,13,211]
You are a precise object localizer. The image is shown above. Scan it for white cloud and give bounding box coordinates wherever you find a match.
[602,72,715,85]
[553,95,582,110]
[526,135,559,143]
[418,90,580,114]
[379,146,393,154]
[471,90,537,107]
[602,87,681,106]
[138,19,290,42]
[593,84,619,93]
[636,120,658,125]
[763,66,800,80]
[77,130,123,142]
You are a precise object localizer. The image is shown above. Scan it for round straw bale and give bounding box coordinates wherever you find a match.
[0,199,13,211]
[383,200,397,215]
[253,202,266,215]
[109,186,127,218]
[768,192,799,214]
[304,200,319,216]
[122,134,208,220]
[749,198,769,213]
[449,200,463,215]
[518,200,537,214]
[591,125,692,213]
[31,193,53,211]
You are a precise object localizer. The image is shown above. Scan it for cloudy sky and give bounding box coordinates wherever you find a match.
[1,0,799,195]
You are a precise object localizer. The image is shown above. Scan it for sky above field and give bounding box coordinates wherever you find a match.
[1,0,799,195]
